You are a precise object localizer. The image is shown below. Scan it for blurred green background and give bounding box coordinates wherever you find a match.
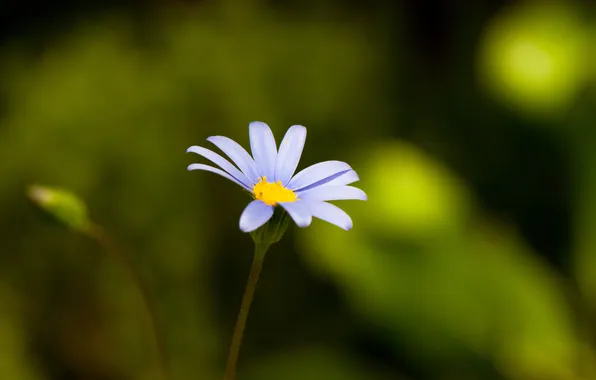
[2,1,596,379]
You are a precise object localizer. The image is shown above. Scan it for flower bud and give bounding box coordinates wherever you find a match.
[28,185,91,233]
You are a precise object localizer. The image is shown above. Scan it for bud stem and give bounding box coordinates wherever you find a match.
[87,225,170,380]
[223,243,269,380]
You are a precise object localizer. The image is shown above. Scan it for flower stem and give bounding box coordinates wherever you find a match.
[86,224,170,380]
[223,243,269,380]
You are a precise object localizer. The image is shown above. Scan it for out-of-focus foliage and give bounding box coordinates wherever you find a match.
[245,346,396,380]
[0,285,42,380]
[301,142,581,379]
[478,2,588,120]
[2,1,596,380]
[573,119,596,330]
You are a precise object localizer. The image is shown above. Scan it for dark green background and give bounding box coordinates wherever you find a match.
[1,1,596,379]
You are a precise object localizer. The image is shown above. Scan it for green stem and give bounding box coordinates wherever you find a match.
[223,243,269,380]
[86,224,170,380]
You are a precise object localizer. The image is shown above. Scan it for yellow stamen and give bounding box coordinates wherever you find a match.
[252,176,297,206]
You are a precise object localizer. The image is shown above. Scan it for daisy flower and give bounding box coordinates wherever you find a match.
[187,122,367,233]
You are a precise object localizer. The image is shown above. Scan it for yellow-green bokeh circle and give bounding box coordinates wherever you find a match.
[478,2,588,119]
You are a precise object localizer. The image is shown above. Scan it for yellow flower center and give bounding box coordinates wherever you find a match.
[252,176,297,206]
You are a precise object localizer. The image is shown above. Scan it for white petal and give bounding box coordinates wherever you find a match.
[297,185,367,202]
[249,121,277,180]
[323,169,360,187]
[279,201,312,228]
[207,136,260,183]
[239,200,274,232]
[187,146,253,188]
[187,164,251,191]
[274,125,306,185]
[306,201,353,230]
[287,161,352,191]
[293,169,359,192]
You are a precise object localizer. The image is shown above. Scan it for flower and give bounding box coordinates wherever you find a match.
[187,122,367,232]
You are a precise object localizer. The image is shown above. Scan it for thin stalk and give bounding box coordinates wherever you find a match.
[223,243,268,380]
[86,224,169,380]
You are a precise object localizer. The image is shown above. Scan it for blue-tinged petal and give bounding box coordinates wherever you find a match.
[279,201,312,228]
[323,169,360,187]
[249,121,277,179]
[287,161,352,191]
[297,185,367,202]
[274,125,306,185]
[306,201,353,230]
[239,200,274,232]
[293,169,360,192]
[207,136,260,183]
[187,164,251,191]
[187,146,253,188]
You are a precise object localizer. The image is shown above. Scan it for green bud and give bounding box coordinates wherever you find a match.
[28,185,91,233]
[249,207,290,250]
